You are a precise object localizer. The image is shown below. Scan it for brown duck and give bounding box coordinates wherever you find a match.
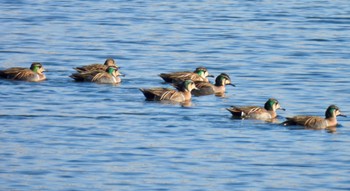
[70,66,121,84]
[192,73,235,96]
[0,62,46,82]
[74,58,119,73]
[227,98,285,121]
[282,105,346,129]
[159,67,213,83]
[140,80,198,102]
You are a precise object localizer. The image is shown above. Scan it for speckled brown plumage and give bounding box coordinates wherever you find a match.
[0,62,46,82]
[227,98,285,121]
[140,80,198,102]
[282,105,346,129]
[159,67,213,83]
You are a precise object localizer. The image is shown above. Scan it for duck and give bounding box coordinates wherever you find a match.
[159,66,213,83]
[0,62,46,82]
[226,98,285,121]
[192,73,235,96]
[282,105,346,129]
[74,58,120,73]
[139,80,198,102]
[70,66,121,84]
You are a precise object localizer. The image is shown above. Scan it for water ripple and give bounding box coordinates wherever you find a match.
[1,0,350,191]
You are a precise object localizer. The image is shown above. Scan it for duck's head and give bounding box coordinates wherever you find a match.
[325,105,346,118]
[183,80,198,92]
[215,73,235,87]
[194,67,213,78]
[264,98,285,111]
[106,66,120,76]
[30,62,45,73]
[104,58,116,67]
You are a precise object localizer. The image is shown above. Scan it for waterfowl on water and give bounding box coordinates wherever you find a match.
[226,98,285,121]
[159,66,213,83]
[139,80,198,102]
[192,73,235,96]
[74,58,120,73]
[282,105,346,129]
[70,66,121,84]
[0,62,46,82]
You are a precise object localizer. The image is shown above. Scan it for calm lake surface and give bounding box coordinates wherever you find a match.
[1,0,350,190]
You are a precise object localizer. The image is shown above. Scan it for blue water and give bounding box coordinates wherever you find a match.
[1,0,350,190]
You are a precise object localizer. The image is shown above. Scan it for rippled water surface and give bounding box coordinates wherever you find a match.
[1,0,350,190]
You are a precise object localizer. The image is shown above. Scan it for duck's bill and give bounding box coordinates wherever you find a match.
[229,83,236,87]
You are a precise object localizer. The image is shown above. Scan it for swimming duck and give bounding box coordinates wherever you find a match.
[159,67,213,83]
[140,80,198,102]
[0,62,46,82]
[226,98,285,121]
[74,58,119,73]
[192,73,235,96]
[282,105,346,129]
[70,66,121,84]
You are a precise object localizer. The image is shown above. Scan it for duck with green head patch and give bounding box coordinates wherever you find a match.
[226,98,285,121]
[140,80,198,102]
[159,66,213,83]
[74,58,121,75]
[192,73,235,96]
[282,105,346,129]
[70,66,121,84]
[0,62,46,82]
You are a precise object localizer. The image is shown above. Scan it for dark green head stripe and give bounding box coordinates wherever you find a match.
[30,62,42,72]
[184,80,191,87]
[215,73,230,85]
[106,66,117,74]
[264,98,277,110]
[197,70,205,76]
[182,80,193,91]
[325,105,339,118]
[194,67,207,75]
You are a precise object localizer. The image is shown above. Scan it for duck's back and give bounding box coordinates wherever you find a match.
[140,88,187,102]
[160,72,207,83]
[0,67,26,77]
[227,106,271,120]
[284,116,326,129]
[74,64,107,73]
[0,68,44,82]
[159,72,192,82]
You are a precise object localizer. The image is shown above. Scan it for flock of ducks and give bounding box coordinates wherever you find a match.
[0,58,346,130]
